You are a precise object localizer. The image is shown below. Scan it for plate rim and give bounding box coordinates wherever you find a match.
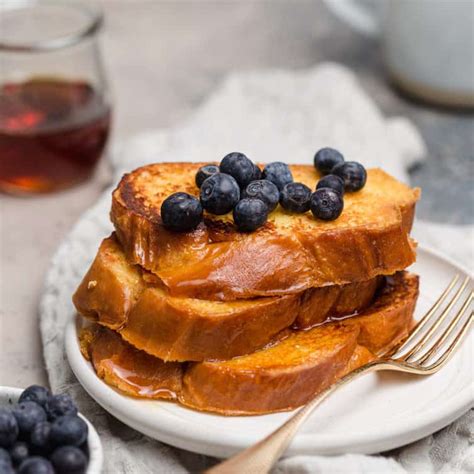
[65,245,474,458]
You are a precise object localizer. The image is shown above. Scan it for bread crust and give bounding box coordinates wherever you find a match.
[81,272,419,415]
[73,235,381,361]
[181,273,418,414]
[111,163,419,300]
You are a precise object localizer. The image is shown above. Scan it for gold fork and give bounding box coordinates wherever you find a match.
[207,275,473,474]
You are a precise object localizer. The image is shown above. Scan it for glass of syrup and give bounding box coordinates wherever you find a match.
[0,2,111,194]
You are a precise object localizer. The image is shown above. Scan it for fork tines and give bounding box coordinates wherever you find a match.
[393,275,473,371]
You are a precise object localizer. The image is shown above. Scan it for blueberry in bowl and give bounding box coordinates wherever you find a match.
[9,442,29,467]
[17,456,54,474]
[280,182,312,213]
[0,448,15,474]
[316,174,345,196]
[0,408,18,448]
[332,161,367,192]
[50,416,88,448]
[0,386,102,474]
[12,402,46,436]
[243,180,280,213]
[45,393,78,421]
[313,147,344,175]
[18,387,50,409]
[51,446,88,474]
[30,421,52,453]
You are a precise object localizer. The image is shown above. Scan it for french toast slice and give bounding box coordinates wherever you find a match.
[80,272,419,415]
[73,235,381,361]
[111,163,419,300]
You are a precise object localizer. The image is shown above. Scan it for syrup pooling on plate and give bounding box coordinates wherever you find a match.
[83,326,182,400]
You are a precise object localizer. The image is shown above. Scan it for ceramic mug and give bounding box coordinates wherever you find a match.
[324,0,474,107]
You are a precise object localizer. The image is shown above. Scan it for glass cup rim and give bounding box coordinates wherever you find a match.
[0,0,103,53]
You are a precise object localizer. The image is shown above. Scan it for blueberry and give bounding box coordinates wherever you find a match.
[12,402,46,436]
[51,446,88,474]
[0,447,10,463]
[195,164,219,188]
[19,386,51,409]
[251,164,262,181]
[243,180,280,212]
[262,162,293,191]
[316,174,345,196]
[18,457,54,474]
[45,394,77,421]
[233,198,268,232]
[280,182,312,213]
[79,440,89,459]
[9,441,28,466]
[0,459,14,474]
[313,147,344,174]
[161,192,203,232]
[30,421,52,453]
[50,416,88,448]
[220,152,255,189]
[332,161,367,192]
[0,409,18,448]
[200,173,240,215]
[311,188,344,221]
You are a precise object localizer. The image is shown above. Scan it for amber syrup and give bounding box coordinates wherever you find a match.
[0,78,111,194]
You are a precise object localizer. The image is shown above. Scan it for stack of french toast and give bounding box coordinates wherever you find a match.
[74,155,421,415]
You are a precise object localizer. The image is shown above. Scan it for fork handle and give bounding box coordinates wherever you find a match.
[206,362,383,474]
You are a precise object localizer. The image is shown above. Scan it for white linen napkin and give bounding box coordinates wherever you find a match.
[40,63,473,473]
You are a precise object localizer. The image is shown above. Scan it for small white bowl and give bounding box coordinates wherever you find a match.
[0,386,103,474]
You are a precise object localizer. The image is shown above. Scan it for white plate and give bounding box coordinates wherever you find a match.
[65,246,473,458]
[0,386,103,473]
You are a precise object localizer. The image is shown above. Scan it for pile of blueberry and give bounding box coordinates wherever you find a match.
[161,148,367,232]
[0,386,89,474]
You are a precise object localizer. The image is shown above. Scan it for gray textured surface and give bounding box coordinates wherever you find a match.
[1,0,472,390]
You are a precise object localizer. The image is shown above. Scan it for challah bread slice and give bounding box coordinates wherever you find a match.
[111,163,419,300]
[81,272,419,415]
[73,235,381,361]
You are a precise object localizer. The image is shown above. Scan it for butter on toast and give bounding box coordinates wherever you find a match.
[81,272,419,415]
[111,163,419,300]
[73,235,381,361]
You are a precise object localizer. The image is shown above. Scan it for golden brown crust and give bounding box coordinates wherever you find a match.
[72,235,145,329]
[81,272,419,415]
[295,276,382,329]
[181,323,359,414]
[345,272,419,355]
[180,273,418,414]
[343,345,376,375]
[111,163,419,300]
[122,289,297,362]
[73,236,381,361]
